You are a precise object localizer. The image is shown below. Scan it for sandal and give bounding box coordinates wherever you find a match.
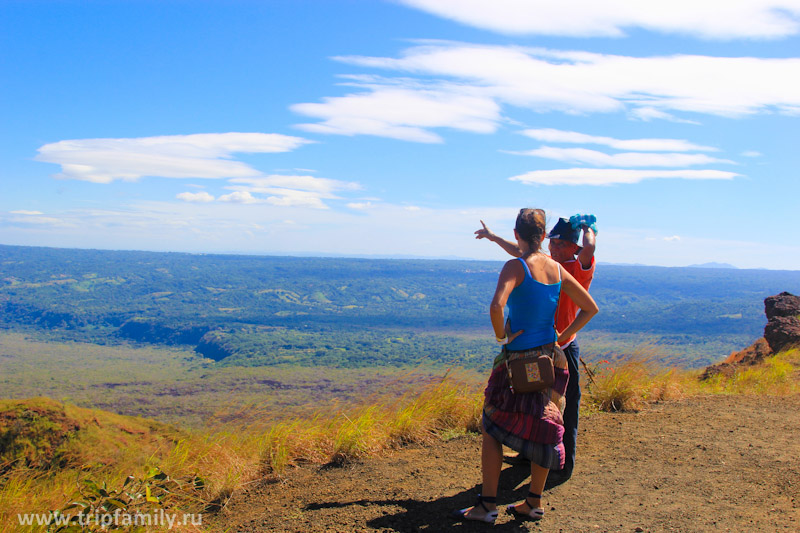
[506,491,544,521]
[452,494,499,523]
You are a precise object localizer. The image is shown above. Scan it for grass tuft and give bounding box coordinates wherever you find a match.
[698,348,800,395]
[583,345,688,412]
[258,372,483,475]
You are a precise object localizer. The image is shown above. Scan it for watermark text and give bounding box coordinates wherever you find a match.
[18,509,202,528]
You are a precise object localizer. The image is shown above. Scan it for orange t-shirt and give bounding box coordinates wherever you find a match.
[555,256,595,347]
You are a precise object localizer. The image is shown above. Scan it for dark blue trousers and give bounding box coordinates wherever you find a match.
[561,341,581,475]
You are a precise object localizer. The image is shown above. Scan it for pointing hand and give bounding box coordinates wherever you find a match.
[474,220,495,240]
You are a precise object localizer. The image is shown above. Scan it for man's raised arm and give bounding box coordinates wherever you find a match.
[474,220,522,258]
[576,222,596,269]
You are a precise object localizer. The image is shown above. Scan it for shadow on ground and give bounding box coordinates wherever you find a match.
[306,460,545,531]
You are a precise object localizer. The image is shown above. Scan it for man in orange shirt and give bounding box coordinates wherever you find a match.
[475,215,596,485]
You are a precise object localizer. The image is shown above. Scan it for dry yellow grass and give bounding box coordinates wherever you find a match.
[583,346,800,413]
[582,344,690,412]
[260,372,484,474]
[698,347,800,395]
[0,399,264,531]
[3,348,798,531]
[0,374,484,531]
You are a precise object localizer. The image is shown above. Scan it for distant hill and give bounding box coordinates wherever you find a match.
[687,262,737,269]
[2,243,799,368]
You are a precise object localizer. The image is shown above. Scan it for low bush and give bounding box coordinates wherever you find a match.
[583,349,689,412]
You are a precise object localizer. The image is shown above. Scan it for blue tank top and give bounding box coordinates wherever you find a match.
[505,257,561,351]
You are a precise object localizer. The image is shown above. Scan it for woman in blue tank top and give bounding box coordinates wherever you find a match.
[454,208,598,524]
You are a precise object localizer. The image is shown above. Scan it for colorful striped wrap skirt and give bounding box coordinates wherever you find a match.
[483,344,570,470]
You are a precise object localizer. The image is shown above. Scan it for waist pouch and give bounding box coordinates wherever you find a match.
[504,343,556,394]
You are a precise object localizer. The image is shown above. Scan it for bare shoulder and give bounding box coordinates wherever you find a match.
[502,258,524,276]
[526,254,560,284]
[546,256,562,283]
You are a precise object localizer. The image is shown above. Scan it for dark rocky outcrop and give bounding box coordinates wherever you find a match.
[764,316,800,354]
[764,291,800,321]
[763,292,800,353]
[701,291,800,380]
[700,338,771,380]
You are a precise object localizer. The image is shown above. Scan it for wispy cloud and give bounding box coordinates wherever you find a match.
[4,210,73,227]
[397,0,800,39]
[3,203,793,268]
[347,201,376,209]
[518,147,734,167]
[219,191,261,204]
[221,175,362,209]
[512,128,736,182]
[628,107,700,124]
[510,168,740,186]
[520,129,717,152]
[293,43,800,141]
[293,87,500,143]
[36,133,312,183]
[229,175,361,194]
[176,191,215,203]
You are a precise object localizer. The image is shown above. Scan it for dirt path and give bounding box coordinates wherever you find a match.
[210,395,800,532]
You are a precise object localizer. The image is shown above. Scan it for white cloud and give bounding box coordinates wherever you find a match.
[663,235,682,242]
[229,175,360,194]
[519,147,734,167]
[6,214,73,227]
[0,201,514,259]
[628,107,700,125]
[405,205,421,211]
[36,132,312,183]
[599,227,800,268]
[397,0,800,39]
[298,43,800,142]
[263,190,330,209]
[4,202,796,268]
[222,174,362,209]
[176,191,215,203]
[5,210,72,227]
[510,168,740,185]
[219,191,261,204]
[520,129,717,152]
[347,202,375,209]
[293,87,501,143]
[741,150,763,157]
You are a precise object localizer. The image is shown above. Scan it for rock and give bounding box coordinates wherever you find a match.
[699,362,735,381]
[701,291,800,380]
[764,292,800,352]
[727,337,771,365]
[764,315,800,353]
[764,292,800,321]
[700,338,771,381]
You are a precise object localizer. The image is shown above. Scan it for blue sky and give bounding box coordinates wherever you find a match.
[2,0,799,268]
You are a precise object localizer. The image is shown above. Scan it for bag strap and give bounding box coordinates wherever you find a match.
[552,262,562,345]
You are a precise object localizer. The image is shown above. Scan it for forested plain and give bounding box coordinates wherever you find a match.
[2,244,799,369]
